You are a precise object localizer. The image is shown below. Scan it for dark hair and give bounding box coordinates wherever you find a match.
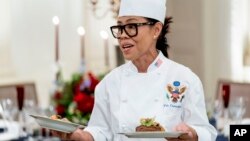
[146,17,173,58]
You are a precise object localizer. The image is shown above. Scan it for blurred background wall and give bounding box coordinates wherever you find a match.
[0,0,250,108]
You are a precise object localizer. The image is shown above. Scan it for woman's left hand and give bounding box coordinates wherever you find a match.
[166,122,198,141]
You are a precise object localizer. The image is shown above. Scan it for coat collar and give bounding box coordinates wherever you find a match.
[126,51,165,73]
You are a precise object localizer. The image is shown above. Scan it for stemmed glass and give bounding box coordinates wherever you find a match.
[0,102,8,132]
[16,85,26,137]
[0,98,19,136]
[0,98,18,121]
[229,97,247,124]
[213,99,224,131]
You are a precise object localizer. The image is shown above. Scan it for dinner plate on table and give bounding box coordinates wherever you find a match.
[118,131,187,138]
[30,114,85,133]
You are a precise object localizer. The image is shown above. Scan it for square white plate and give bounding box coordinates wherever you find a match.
[30,114,85,133]
[118,131,187,138]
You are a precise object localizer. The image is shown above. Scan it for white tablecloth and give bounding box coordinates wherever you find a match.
[0,120,19,140]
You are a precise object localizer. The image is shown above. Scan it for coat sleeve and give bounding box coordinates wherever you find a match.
[84,78,112,141]
[185,74,217,141]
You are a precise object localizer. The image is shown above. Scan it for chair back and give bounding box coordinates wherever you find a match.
[0,82,38,106]
[216,80,250,118]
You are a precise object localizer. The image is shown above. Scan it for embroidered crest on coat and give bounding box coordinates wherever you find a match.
[166,81,186,103]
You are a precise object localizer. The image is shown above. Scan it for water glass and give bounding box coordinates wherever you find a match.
[228,97,247,124]
[0,99,18,121]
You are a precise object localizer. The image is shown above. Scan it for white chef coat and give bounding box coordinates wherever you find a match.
[84,51,217,141]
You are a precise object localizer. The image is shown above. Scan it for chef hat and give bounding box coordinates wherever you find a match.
[118,0,167,24]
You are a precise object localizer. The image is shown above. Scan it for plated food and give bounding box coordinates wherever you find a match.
[50,114,62,120]
[118,117,186,138]
[136,118,165,132]
[30,114,85,133]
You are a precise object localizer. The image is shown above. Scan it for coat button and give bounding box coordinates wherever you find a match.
[124,71,130,77]
[122,124,129,131]
[154,98,159,102]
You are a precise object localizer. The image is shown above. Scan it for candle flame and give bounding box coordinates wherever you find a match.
[77,26,85,36]
[100,30,108,39]
[52,16,60,25]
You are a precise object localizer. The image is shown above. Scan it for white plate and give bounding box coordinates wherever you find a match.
[30,114,85,133]
[118,131,187,138]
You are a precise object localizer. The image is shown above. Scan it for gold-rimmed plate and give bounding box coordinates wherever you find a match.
[30,114,85,133]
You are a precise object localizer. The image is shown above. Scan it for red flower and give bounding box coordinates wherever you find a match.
[56,104,65,115]
[88,72,99,92]
[73,92,94,113]
[73,92,85,102]
[74,79,83,94]
[52,71,101,124]
[53,91,62,100]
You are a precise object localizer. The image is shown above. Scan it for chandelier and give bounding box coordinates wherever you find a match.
[90,0,120,19]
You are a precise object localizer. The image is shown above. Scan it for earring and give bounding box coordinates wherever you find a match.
[153,35,157,39]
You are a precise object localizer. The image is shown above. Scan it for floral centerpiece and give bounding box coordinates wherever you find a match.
[52,71,100,125]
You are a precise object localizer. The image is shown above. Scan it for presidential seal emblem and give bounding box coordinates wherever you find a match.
[166,81,186,103]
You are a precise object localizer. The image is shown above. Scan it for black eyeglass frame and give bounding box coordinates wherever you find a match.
[110,22,155,39]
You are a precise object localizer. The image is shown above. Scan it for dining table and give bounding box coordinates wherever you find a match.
[0,119,19,140]
[0,119,61,141]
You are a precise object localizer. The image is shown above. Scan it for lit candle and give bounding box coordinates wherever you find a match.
[100,30,109,70]
[77,26,85,60]
[52,16,60,62]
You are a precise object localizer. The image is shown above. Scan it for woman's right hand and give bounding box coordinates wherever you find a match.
[51,128,94,141]
[166,122,198,141]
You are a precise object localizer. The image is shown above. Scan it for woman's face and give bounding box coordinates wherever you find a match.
[116,16,158,61]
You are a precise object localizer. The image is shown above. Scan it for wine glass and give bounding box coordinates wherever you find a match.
[0,98,18,121]
[213,99,224,131]
[228,96,247,124]
[0,98,19,135]
[0,102,8,132]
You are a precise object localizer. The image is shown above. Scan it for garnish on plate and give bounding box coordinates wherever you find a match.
[136,117,165,132]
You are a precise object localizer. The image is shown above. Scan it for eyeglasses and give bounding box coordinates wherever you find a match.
[110,22,155,39]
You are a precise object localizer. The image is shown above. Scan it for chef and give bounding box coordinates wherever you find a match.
[52,0,217,140]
